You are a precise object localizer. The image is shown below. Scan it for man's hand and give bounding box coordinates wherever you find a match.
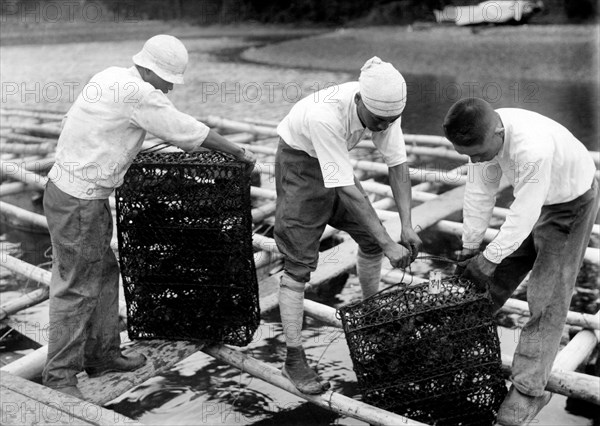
[401,226,423,262]
[383,242,412,269]
[237,147,257,165]
[455,247,479,275]
[459,252,496,292]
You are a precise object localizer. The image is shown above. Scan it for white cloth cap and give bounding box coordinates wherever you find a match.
[358,56,406,117]
[133,35,188,84]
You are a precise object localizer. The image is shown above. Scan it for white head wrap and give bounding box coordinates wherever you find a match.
[358,56,407,117]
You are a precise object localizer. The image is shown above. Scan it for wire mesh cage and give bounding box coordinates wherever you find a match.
[115,151,259,346]
[338,276,507,425]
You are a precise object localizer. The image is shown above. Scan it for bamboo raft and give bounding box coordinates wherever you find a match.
[0,107,598,426]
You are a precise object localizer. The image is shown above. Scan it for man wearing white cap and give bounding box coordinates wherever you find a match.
[43,35,256,399]
[274,56,422,394]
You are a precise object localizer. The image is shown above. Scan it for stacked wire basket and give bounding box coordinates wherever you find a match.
[339,276,507,425]
[116,151,259,346]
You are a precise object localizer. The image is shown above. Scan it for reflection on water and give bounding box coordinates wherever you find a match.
[402,74,599,150]
[107,315,365,425]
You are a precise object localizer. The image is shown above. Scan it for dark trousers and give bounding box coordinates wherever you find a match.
[492,178,599,396]
[274,139,382,283]
[42,181,121,388]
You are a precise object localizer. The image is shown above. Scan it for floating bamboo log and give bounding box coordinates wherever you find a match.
[500,355,599,405]
[502,298,600,331]
[552,313,600,372]
[0,123,61,138]
[203,344,429,426]
[0,182,27,197]
[0,286,49,321]
[0,159,46,189]
[0,108,65,122]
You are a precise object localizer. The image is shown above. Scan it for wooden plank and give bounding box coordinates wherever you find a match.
[0,372,140,425]
[77,339,206,406]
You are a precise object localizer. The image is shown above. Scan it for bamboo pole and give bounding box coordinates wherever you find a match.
[0,286,49,321]
[255,160,467,186]
[202,344,429,426]
[0,131,57,145]
[204,115,279,138]
[0,159,47,189]
[0,108,65,121]
[0,254,51,321]
[500,354,599,405]
[553,315,600,372]
[251,200,277,223]
[360,179,510,218]
[0,123,61,138]
[0,182,27,197]
[0,200,119,251]
[0,345,47,378]
[502,298,600,331]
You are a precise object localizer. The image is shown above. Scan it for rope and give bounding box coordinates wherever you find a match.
[415,254,461,265]
[140,141,174,153]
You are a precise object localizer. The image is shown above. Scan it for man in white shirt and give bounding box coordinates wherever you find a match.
[443,97,598,426]
[43,35,256,399]
[275,57,422,394]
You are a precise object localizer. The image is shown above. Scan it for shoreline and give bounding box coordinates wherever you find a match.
[241,24,599,83]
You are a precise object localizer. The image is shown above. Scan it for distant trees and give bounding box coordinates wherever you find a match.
[0,0,595,24]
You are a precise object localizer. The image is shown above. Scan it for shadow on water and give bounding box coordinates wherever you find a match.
[401,73,599,150]
[107,319,362,425]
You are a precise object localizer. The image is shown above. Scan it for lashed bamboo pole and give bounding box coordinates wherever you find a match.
[502,298,600,331]
[0,131,57,145]
[0,182,27,197]
[553,314,600,372]
[202,344,429,426]
[0,254,51,321]
[500,354,599,405]
[0,108,65,122]
[204,115,279,138]
[360,179,510,218]
[0,159,46,189]
[0,286,49,321]
[0,123,61,138]
[249,145,468,186]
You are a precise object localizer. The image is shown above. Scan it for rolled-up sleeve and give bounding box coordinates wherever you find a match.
[131,90,210,152]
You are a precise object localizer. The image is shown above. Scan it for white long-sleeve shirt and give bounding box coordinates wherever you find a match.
[277,82,407,188]
[463,108,596,263]
[49,66,210,199]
